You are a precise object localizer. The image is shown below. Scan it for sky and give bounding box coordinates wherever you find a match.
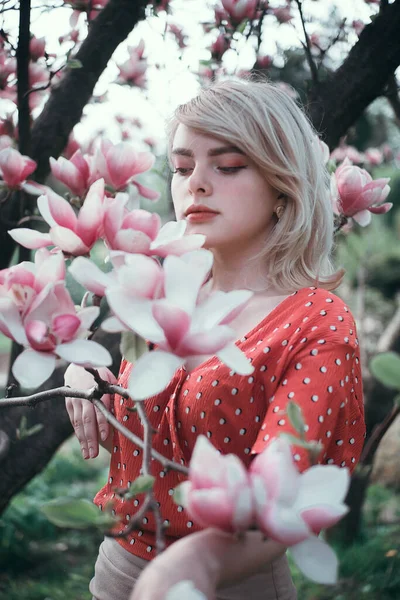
[0,0,386,150]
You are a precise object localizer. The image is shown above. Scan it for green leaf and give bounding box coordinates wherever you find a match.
[124,475,155,500]
[369,352,400,390]
[236,18,248,34]
[67,58,83,69]
[280,433,323,454]
[286,401,306,437]
[172,481,187,506]
[41,498,116,529]
[23,423,44,439]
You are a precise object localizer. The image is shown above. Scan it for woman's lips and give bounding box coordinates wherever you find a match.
[186,211,219,223]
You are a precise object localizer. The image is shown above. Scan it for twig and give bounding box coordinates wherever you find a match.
[294,0,318,84]
[0,383,189,475]
[360,404,400,464]
[376,294,400,352]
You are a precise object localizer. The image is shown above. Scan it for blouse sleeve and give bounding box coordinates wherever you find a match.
[250,334,365,474]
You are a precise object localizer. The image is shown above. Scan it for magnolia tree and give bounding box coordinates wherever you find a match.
[1,0,400,583]
[0,129,395,594]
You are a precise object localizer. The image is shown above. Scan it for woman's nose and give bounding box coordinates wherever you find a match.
[188,167,212,196]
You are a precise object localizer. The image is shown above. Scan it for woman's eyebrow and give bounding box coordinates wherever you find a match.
[171,145,245,157]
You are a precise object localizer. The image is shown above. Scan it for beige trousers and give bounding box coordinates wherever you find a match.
[90,536,297,600]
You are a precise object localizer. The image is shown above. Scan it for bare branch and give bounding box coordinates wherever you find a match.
[294,0,318,84]
[0,383,189,475]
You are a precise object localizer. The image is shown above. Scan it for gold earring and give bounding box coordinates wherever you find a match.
[275,205,285,220]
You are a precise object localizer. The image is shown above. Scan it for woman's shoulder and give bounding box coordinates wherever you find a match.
[262,286,357,347]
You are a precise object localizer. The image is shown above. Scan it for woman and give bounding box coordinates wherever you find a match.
[65,78,365,600]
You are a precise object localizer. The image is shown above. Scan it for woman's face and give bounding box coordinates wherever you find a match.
[170,124,280,253]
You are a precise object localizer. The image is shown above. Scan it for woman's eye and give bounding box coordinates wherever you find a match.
[172,167,192,175]
[217,166,247,173]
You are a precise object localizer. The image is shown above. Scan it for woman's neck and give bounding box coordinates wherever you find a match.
[208,247,284,296]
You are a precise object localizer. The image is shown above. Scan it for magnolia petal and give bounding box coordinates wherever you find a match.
[187,488,235,531]
[128,350,183,400]
[216,343,254,375]
[106,291,164,342]
[153,234,206,257]
[257,503,311,545]
[190,435,225,488]
[101,315,128,332]
[369,202,392,214]
[117,257,163,299]
[150,220,186,246]
[163,256,202,315]
[113,229,151,254]
[352,209,371,227]
[77,305,100,331]
[34,251,66,292]
[289,536,338,584]
[38,191,78,229]
[77,178,104,247]
[132,180,160,201]
[56,339,112,366]
[21,180,49,196]
[69,256,113,296]
[192,290,253,331]
[50,226,91,255]
[295,465,350,509]
[12,348,56,389]
[8,228,52,250]
[152,301,191,350]
[179,326,235,355]
[0,297,28,344]
[300,504,348,534]
[250,437,300,506]
[232,486,254,531]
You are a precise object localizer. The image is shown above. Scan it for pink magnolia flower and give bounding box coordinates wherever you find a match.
[211,34,230,60]
[93,140,159,198]
[50,149,91,197]
[30,37,46,61]
[330,144,364,164]
[117,40,147,88]
[352,19,365,37]
[103,194,205,256]
[272,6,293,24]
[250,437,350,583]
[0,248,65,316]
[106,250,254,399]
[331,158,392,226]
[0,281,111,389]
[221,0,258,25]
[0,135,13,151]
[180,435,254,532]
[256,54,273,69]
[9,179,105,255]
[0,147,37,190]
[364,147,383,166]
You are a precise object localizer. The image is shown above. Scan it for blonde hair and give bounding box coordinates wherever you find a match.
[166,77,343,293]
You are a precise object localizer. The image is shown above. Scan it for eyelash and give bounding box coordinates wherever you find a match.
[172,166,247,175]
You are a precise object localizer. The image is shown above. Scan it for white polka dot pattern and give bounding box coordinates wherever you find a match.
[94,287,365,561]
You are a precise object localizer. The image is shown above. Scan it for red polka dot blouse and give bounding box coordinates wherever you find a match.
[94,287,365,560]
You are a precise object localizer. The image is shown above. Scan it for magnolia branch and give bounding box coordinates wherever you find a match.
[0,383,189,476]
[294,0,318,84]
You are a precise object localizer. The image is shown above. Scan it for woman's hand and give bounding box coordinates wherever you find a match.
[64,364,116,459]
[129,531,225,600]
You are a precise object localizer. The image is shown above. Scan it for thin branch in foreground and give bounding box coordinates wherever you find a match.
[0,382,189,475]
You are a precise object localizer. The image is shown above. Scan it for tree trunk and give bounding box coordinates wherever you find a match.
[0,330,121,515]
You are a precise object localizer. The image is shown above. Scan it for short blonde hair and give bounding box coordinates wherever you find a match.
[166,77,343,292]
